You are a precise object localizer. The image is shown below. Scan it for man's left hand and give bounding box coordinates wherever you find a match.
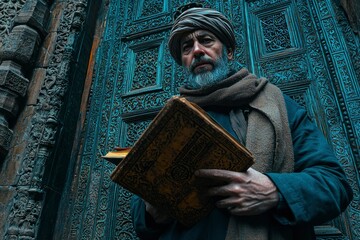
[195,168,279,216]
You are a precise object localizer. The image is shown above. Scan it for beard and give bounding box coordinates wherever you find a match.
[185,49,230,89]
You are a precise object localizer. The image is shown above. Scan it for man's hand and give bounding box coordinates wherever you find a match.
[195,168,279,216]
[143,200,172,224]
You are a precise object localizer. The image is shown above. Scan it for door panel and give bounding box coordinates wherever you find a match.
[58,0,359,239]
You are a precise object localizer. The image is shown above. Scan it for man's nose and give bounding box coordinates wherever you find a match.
[193,41,205,57]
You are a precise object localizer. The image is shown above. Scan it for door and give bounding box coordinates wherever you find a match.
[56,0,359,239]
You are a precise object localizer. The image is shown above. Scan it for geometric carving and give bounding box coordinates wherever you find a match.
[277,79,310,98]
[304,1,360,239]
[0,61,29,97]
[0,0,26,46]
[0,119,13,156]
[347,99,360,119]
[0,87,17,157]
[71,1,87,31]
[6,190,41,239]
[261,54,308,85]
[13,0,50,38]
[125,120,152,146]
[124,39,165,96]
[51,1,359,240]
[322,18,343,52]
[1,0,86,239]
[0,0,51,161]
[261,11,292,52]
[0,88,19,121]
[0,25,40,68]
[135,0,166,19]
[124,0,172,38]
[332,53,357,98]
[130,48,158,89]
[247,2,303,59]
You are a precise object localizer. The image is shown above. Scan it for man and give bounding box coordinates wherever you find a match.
[131,6,353,240]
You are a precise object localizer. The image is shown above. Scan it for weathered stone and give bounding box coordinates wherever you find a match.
[14,0,50,38]
[26,68,46,105]
[0,118,13,154]
[0,25,41,68]
[36,32,57,68]
[0,187,16,226]
[0,89,19,120]
[0,61,29,97]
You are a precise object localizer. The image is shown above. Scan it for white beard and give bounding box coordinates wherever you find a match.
[185,49,230,89]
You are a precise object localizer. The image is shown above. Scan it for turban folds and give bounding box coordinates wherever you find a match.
[168,7,236,65]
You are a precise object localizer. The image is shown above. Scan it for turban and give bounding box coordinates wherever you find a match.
[168,7,236,65]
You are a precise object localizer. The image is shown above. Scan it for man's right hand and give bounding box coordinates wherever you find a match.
[144,200,172,224]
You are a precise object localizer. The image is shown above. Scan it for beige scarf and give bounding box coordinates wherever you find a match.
[180,68,295,240]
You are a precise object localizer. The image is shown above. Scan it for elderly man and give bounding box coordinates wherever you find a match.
[131,6,353,240]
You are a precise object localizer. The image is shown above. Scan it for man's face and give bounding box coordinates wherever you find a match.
[180,30,233,89]
[180,30,233,74]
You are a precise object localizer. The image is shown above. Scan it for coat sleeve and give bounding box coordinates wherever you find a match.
[266,95,353,225]
[131,195,171,239]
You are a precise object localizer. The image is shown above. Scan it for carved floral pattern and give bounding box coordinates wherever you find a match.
[137,0,165,19]
[126,120,152,146]
[297,1,359,238]
[261,12,292,52]
[131,47,159,91]
[51,0,360,240]
[247,0,288,11]
[0,0,26,45]
[260,55,309,85]
[5,0,88,239]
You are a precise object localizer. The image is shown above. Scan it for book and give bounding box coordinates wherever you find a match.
[102,147,131,165]
[110,96,254,226]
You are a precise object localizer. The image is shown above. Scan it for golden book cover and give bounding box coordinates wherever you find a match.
[102,147,131,165]
[110,96,254,226]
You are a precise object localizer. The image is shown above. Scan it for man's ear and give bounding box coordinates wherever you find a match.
[227,48,234,60]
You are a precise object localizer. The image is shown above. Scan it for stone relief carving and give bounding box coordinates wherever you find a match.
[261,12,293,52]
[300,1,359,238]
[29,0,358,239]
[0,0,26,45]
[2,0,87,239]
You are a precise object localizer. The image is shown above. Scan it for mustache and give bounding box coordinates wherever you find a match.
[190,55,215,73]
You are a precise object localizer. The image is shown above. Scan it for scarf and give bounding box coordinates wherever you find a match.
[180,68,295,240]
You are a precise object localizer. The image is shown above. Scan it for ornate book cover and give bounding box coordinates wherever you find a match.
[110,96,254,226]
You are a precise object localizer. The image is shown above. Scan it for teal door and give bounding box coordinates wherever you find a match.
[56,0,359,239]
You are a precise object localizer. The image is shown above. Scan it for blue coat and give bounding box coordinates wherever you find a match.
[131,94,353,240]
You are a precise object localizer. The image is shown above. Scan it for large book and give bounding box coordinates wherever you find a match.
[110,96,254,226]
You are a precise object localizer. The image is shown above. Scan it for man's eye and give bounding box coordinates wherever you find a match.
[182,45,191,53]
[201,38,213,44]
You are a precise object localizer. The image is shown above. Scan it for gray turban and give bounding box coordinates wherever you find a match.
[168,7,236,65]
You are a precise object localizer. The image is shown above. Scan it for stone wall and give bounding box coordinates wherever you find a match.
[0,0,358,239]
[0,0,99,239]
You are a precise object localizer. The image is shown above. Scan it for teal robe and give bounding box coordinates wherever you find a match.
[131,95,353,240]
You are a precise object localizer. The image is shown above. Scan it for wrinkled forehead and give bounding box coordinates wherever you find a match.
[180,30,218,45]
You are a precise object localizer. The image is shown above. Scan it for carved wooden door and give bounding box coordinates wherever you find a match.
[58,0,359,239]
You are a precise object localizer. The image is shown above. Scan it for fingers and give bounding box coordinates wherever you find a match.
[207,183,243,197]
[195,169,248,183]
[194,168,279,216]
[214,196,258,216]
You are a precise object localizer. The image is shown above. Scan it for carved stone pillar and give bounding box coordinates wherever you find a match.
[1,0,91,238]
[0,0,49,160]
